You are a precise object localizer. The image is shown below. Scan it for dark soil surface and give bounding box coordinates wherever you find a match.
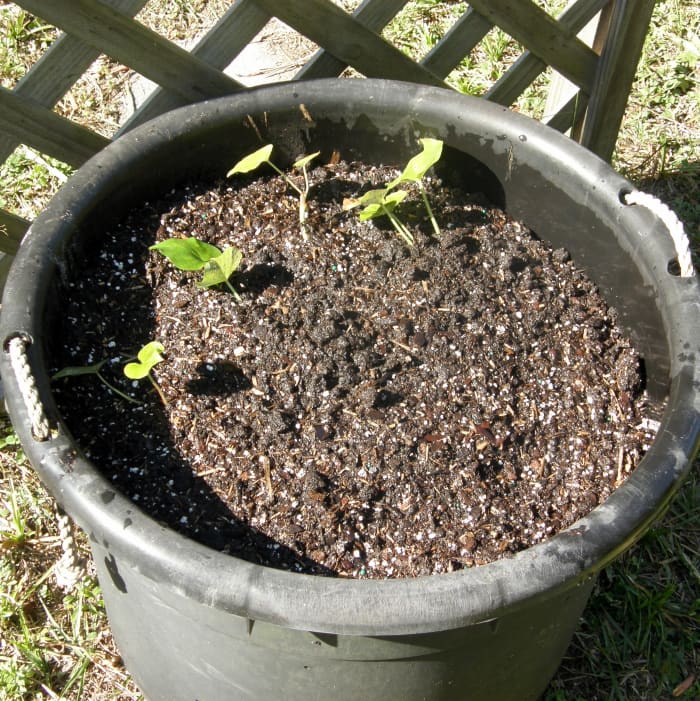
[52,160,660,579]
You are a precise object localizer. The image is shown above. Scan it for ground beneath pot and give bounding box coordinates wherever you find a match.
[51,159,660,579]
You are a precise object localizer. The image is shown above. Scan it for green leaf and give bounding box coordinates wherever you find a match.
[358,187,390,206]
[0,432,20,449]
[124,341,165,380]
[359,188,408,221]
[389,137,443,187]
[150,237,221,271]
[197,246,243,289]
[384,190,408,208]
[226,144,274,176]
[53,359,107,379]
[360,190,408,220]
[293,151,320,170]
[359,203,383,221]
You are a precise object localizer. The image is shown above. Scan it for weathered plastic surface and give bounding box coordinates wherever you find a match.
[2,80,699,701]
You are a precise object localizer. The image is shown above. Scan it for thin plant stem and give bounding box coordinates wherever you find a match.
[385,207,414,246]
[267,161,302,196]
[419,184,440,237]
[97,372,141,404]
[267,159,309,239]
[148,374,168,406]
[299,192,309,242]
[301,164,311,194]
[224,279,242,302]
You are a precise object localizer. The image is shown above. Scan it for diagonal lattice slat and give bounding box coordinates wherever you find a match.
[120,0,271,132]
[255,0,447,87]
[486,0,609,107]
[0,211,29,254]
[421,9,494,78]
[296,0,411,81]
[0,86,109,167]
[466,0,599,91]
[15,0,244,102]
[0,0,148,164]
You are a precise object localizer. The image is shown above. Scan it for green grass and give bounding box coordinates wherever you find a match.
[0,1,699,699]
[0,418,142,700]
[0,7,54,89]
[0,148,72,223]
[545,479,700,700]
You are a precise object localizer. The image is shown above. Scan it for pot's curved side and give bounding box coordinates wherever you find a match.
[2,79,699,701]
[91,545,595,701]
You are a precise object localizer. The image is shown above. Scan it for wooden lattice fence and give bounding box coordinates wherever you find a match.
[0,0,657,255]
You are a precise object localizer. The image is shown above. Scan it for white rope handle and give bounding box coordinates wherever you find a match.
[623,190,694,278]
[6,335,84,588]
[54,507,85,590]
[7,335,51,441]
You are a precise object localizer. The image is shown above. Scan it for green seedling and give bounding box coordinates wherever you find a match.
[344,138,444,245]
[227,144,320,240]
[198,245,243,294]
[388,137,443,237]
[53,359,140,404]
[356,187,414,246]
[123,341,167,405]
[150,237,243,301]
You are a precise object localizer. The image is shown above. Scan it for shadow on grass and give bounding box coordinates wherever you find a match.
[545,467,700,700]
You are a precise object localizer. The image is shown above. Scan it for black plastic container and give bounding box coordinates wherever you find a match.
[2,80,699,701]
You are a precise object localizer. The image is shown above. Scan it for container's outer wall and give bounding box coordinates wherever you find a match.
[92,542,596,701]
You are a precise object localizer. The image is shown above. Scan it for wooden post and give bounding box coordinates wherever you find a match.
[580,0,658,161]
[543,1,614,139]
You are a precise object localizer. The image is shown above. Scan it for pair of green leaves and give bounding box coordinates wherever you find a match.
[54,341,167,405]
[345,137,443,246]
[124,340,168,405]
[227,144,320,241]
[150,237,243,301]
[227,144,320,185]
[123,341,165,380]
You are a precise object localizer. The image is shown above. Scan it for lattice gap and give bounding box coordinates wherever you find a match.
[384,1,463,62]
[228,18,321,87]
[452,25,525,95]
[134,0,231,42]
[55,56,129,138]
[0,145,70,221]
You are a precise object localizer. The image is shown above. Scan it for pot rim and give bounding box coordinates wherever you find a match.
[2,78,699,636]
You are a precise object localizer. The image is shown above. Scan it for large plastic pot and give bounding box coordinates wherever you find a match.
[1,79,699,701]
